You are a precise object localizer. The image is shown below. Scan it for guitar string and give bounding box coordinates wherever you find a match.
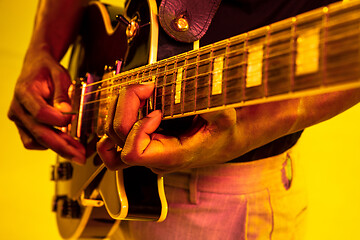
[71,31,360,121]
[72,48,360,123]
[71,57,360,126]
[64,8,360,121]
[81,34,356,107]
[79,24,358,103]
[78,8,360,92]
[80,44,286,94]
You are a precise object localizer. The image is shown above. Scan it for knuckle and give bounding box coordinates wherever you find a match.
[52,68,71,88]
[21,137,34,149]
[121,150,139,165]
[14,83,29,98]
[33,106,47,122]
[31,129,47,146]
[8,99,24,122]
[20,132,43,150]
[113,122,128,140]
[104,160,119,171]
[132,120,143,130]
[7,108,16,121]
[113,125,124,136]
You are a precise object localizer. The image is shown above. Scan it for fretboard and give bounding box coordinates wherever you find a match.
[86,0,360,123]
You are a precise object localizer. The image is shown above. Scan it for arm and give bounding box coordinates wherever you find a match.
[97,84,360,173]
[8,0,89,164]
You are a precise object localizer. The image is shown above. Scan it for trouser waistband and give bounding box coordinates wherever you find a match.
[163,146,294,196]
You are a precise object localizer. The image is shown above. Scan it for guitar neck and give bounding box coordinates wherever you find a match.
[87,0,360,123]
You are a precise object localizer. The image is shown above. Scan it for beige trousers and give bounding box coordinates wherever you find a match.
[112,145,307,240]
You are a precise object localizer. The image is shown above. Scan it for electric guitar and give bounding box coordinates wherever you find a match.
[52,0,360,239]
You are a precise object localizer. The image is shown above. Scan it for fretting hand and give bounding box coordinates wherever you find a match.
[96,82,300,174]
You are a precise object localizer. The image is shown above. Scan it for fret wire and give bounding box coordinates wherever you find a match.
[322,7,329,87]
[224,39,230,106]
[181,53,188,115]
[147,68,152,114]
[153,65,158,112]
[161,63,165,115]
[290,17,297,92]
[194,50,199,112]
[264,26,271,97]
[208,47,214,110]
[142,69,150,115]
[170,58,176,117]
[242,33,249,100]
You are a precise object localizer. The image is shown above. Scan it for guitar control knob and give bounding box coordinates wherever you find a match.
[61,198,80,219]
[52,196,80,219]
[51,162,73,181]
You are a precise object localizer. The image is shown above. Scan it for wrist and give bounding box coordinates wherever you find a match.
[24,43,54,65]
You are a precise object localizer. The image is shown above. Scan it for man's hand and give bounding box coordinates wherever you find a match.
[8,49,85,164]
[97,83,249,174]
[96,79,360,174]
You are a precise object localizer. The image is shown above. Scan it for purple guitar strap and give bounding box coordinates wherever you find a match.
[158,0,222,43]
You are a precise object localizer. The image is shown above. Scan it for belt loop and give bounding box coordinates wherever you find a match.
[189,168,199,204]
[281,153,293,190]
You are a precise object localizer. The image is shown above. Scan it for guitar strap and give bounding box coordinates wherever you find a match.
[158,0,222,43]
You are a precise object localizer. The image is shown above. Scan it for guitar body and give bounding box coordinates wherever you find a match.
[53,1,166,239]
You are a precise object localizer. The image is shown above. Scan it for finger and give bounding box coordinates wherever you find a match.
[8,98,85,164]
[97,135,127,170]
[15,123,48,150]
[113,83,154,142]
[105,94,125,146]
[30,93,72,126]
[50,64,72,113]
[122,110,166,166]
[15,72,71,127]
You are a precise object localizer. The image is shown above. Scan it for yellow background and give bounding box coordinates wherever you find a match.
[0,0,359,239]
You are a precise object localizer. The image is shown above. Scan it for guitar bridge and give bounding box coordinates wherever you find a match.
[80,190,104,207]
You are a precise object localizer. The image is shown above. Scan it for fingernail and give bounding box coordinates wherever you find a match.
[140,81,154,85]
[147,110,161,118]
[56,102,72,113]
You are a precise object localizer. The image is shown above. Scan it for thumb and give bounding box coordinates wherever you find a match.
[51,65,72,113]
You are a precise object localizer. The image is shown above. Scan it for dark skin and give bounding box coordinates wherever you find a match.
[8,0,87,164]
[8,0,360,172]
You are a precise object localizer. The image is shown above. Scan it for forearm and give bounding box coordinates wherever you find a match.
[290,89,360,133]
[29,0,88,60]
[233,89,360,159]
